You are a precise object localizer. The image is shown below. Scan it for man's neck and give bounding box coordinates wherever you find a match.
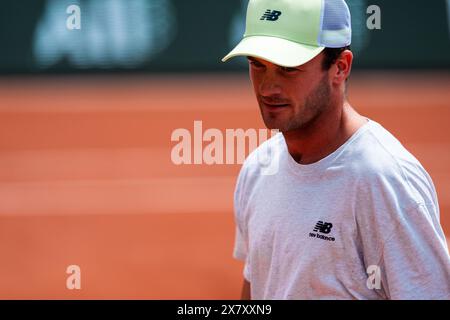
[282,101,367,165]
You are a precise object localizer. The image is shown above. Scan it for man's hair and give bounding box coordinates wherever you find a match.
[322,46,351,70]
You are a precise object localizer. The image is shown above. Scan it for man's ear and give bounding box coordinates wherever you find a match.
[333,50,353,85]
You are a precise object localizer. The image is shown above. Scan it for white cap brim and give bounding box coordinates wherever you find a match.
[222,35,325,68]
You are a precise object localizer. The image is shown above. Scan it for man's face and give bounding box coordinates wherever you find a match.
[248,53,331,132]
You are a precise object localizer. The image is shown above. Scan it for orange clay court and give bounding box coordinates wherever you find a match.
[0,72,449,299]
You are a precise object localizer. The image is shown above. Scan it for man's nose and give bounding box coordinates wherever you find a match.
[259,70,282,96]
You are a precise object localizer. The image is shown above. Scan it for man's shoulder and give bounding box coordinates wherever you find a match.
[352,120,423,176]
[241,131,285,172]
[235,132,285,191]
[352,120,436,207]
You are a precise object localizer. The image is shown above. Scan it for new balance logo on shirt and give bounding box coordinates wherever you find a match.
[260,9,282,21]
[314,221,333,234]
[309,221,335,242]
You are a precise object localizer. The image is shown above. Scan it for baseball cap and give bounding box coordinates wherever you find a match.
[222,0,352,67]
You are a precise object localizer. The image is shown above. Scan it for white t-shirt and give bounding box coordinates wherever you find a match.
[233,119,450,299]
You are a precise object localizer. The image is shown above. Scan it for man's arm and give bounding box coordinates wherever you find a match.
[241,279,251,300]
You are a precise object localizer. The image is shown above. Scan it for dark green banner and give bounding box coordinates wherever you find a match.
[0,0,449,74]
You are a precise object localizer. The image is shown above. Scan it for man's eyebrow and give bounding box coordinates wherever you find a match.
[247,57,304,70]
[247,56,260,62]
[281,65,302,70]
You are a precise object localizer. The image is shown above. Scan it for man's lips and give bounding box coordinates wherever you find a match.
[260,97,290,108]
[261,101,290,109]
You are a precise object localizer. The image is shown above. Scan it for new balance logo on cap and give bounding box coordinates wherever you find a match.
[260,9,282,21]
[313,221,333,234]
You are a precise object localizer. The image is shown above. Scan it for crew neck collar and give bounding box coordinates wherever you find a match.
[282,118,373,176]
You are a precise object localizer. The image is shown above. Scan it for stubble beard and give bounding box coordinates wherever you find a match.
[261,74,331,133]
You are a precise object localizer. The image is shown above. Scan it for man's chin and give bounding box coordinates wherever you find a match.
[261,114,285,130]
[262,121,289,132]
[263,119,307,133]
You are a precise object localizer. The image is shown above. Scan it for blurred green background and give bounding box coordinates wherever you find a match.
[1,0,449,74]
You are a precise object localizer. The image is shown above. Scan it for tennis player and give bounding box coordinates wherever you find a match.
[222,0,450,299]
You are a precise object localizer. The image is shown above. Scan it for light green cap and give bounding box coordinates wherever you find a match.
[222,0,352,67]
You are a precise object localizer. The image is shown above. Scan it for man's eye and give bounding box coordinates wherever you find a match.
[280,66,299,73]
[250,60,264,68]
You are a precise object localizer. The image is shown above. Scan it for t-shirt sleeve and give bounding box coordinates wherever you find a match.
[357,156,450,299]
[233,165,251,281]
[233,224,248,261]
[378,202,450,299]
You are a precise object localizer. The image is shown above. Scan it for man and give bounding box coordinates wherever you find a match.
[222,0,450,299]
